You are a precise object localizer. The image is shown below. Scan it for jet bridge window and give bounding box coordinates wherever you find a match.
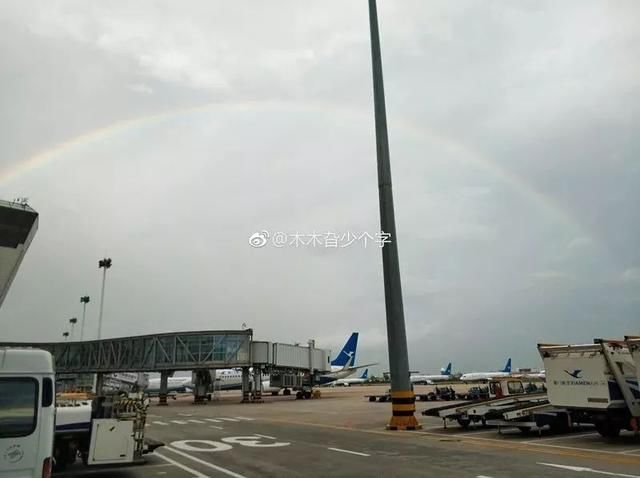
[0,378,38,438]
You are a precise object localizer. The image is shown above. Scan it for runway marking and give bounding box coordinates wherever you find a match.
[538,462,640,477]
[328,447,370,457]
[524,432,599,443]
[171,420,189,425]
[258,417,640,466]
[234,416,255,421]
[254,434,275,439]
[153,421,169,426]
[188,419,206,424]
[476,476,495,478]
[155,452,210,478]
[179,413,194,417]
[164,446,246,478]
[204,418,221,423]
[209,425,224,430]
[219,418,240,422]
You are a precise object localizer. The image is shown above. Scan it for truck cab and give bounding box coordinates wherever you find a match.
[0,348,55,478]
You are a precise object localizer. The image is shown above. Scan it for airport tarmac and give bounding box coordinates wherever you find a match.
[56,385,640,477]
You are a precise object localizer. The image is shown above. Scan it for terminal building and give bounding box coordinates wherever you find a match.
[0,199,38,308]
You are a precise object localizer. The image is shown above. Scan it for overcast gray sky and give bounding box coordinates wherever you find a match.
[1,0,638,376]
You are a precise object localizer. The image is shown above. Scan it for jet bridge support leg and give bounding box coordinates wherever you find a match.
[241,367,251,403]
[158,371,170,406]
[252,368,263,402]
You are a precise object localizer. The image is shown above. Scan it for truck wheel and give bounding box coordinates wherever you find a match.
[596,421,621,438]
[369,396,376,402]
[304,391,312,399]
[457,417,471,429]
[283,389,291,396]
[296,391,303,399]
[271,391,279,396]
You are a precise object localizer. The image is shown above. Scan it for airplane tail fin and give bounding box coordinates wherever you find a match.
[360,368,368,380]
[330,332,359,368]
[502,358,512,373]
[442,362,452,375]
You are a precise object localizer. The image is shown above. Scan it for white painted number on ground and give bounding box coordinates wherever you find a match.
[221,436,290,448]
[171,439,232,453]
[170,435,290,453]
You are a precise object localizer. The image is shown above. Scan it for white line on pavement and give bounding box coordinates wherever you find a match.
[234,417,255,421]
[328,447,370,457]
[204,418,221,423]
[254,434,275,439]
[538,462,640,477]
[171,420,189,425]
[164,446,247,478]
[178,413,194,417]
[209,426,224,430]
[187,419,206,424]
[218,418,240,422]
[524,432,599,443]
[620,449,640,455]
[153,421,169,426]
[155,452,210,478]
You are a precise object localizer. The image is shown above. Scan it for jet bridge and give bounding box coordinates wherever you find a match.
[0,199,38,308]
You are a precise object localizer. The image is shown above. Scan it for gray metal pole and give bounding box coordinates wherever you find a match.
[81,302,87,341]
[97,267,107,340]
[368,0,420,430]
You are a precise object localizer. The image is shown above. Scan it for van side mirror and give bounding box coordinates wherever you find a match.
[42,377,54,407]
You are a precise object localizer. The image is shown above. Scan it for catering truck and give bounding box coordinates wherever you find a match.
[0,348,161,476]
[538,338,640,438]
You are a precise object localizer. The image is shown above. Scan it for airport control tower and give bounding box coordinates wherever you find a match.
[0,199,38,308]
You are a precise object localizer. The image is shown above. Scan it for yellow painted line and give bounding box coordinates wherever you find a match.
[259,417,640,466]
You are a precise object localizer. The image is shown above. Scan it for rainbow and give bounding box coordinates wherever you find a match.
[0,99,586,236]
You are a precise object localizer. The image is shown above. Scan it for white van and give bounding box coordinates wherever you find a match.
[0,348,55,478]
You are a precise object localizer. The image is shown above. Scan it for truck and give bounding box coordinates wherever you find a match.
[538,338,640,438]
[0,348,162,476]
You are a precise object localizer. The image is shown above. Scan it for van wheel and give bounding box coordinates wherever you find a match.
[457,418,471,429]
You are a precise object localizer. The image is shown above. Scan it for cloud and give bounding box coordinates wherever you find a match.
[622,268,640,283]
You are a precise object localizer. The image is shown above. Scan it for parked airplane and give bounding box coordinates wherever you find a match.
[146,376,193,395]
[318,332,376,385]
[332,368,369,387]
[410,362,452,385]
[460,358,512,381]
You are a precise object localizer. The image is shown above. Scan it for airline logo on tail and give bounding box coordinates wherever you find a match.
[441,362,452,375]
[330,332,359,368]
[360,368,369,380]
[502,358,512,373]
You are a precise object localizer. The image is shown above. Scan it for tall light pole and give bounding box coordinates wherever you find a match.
[80,295,90,341]
[69,317,78,341]
[368,0,420,430]
[97,258,112,340]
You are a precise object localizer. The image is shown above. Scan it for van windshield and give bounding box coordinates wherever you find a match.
[0,378,38,438]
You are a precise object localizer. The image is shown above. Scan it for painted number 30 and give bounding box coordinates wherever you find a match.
[171,435,290,452]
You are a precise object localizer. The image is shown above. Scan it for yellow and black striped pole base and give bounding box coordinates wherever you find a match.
[386,390,422,430]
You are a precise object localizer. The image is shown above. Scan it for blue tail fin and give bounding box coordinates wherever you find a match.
[360,369,368,380]
[502,358,512,373]
[442,362,452,375]
[330,333,358,367]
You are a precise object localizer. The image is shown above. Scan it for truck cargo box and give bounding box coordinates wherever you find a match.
[538,341,638,410]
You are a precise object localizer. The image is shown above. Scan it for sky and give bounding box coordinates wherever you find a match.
[0,0,638,377]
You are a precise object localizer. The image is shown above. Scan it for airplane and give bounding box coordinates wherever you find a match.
[145,376,193,396]
[460,358,512,381]
[318,332,376,385]
[410,362,452,385]
[331,368,369,387]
